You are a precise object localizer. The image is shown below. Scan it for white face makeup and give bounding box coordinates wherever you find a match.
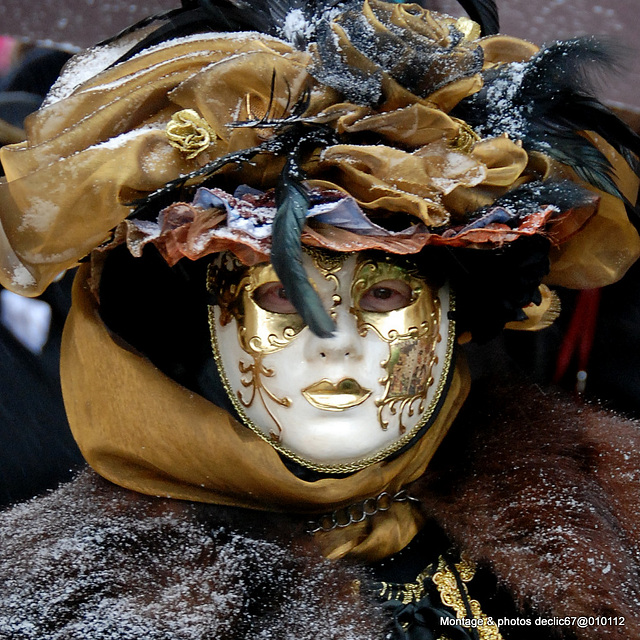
[208,250,454,473]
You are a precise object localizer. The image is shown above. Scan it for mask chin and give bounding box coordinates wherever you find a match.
[208,251,457,474]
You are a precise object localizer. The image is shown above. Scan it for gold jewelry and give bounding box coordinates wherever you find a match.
[166,109,216,159]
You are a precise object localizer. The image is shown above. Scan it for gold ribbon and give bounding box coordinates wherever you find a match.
[61,264,471,562]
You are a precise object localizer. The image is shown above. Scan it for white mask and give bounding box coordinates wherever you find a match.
[208,250,454,473]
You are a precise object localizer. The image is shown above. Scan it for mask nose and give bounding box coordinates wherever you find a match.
[303,307,363,362]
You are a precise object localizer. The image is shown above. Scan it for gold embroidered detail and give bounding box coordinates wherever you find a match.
[450,118,480,154]
[378,565,431,605]
[166,109,217,159]
[432,556,504,640]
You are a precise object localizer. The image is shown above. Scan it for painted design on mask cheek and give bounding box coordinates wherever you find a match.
[350,256,442,434]
[207,256,306,440]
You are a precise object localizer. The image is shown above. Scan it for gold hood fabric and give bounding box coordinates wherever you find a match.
[62,265,471,561]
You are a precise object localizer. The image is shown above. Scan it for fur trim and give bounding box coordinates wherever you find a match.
[2,381,640,639]
[420,381,640,639]
[0,472,385,639]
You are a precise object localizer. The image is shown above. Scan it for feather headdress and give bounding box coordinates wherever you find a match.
[0,0,638,340]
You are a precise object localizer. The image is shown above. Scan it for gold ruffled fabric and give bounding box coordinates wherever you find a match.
[62,265,471,562]
[0,0,637,300]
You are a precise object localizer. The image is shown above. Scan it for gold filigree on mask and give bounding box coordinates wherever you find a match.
[349,256,442,433]
[208,257,305,356]
[207,257,302,440]
[376,324,441,433]
[350,256,439,342]
[207,252,457,474]
[236,342,291,441]
[306,246,353,318]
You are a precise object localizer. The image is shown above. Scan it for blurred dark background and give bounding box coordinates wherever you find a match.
[0,0,636,108]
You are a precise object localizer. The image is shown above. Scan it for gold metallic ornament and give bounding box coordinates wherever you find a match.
[207,256,306,441]
[350,256,440,342]
[450,117,481,154]
[208,256,305,356]
[432,556,504,640]
[302,378,372,411]
[376,334,441,433]
[350,255,443,433]
[166,109,217,159]
[377,554,503,640]
[306,247,353,318]
[236,350,291,441]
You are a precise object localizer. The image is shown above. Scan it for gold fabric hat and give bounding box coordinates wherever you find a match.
[0,1,637,318]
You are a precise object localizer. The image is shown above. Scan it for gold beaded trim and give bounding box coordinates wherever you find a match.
[432,556,504,640]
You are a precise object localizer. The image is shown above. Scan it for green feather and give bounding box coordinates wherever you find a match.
[271,166,335,338]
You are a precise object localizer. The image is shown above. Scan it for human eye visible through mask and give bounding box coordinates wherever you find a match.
[358,280,415,313]
[253,282,297,314]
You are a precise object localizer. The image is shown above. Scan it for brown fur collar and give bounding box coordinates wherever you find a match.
[0,472,386,639]
[419,380,640,639]
[1,381,639,639]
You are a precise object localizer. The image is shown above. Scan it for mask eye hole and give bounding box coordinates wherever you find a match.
[359,279,414,312]
[253,282,297,314]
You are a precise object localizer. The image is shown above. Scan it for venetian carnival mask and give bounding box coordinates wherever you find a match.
[208,250,455,473]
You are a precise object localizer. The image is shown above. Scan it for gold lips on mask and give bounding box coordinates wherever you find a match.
[302,378,372,411]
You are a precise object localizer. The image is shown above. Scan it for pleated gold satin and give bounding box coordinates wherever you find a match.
[61,264,470,561]
[0,2,636,298]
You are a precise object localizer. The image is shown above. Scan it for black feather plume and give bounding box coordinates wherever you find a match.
[272,162,335,338]
[454,38,640,201]
[102,0,352,66]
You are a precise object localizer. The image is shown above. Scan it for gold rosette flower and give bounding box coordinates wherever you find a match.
[166,109,217,159]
